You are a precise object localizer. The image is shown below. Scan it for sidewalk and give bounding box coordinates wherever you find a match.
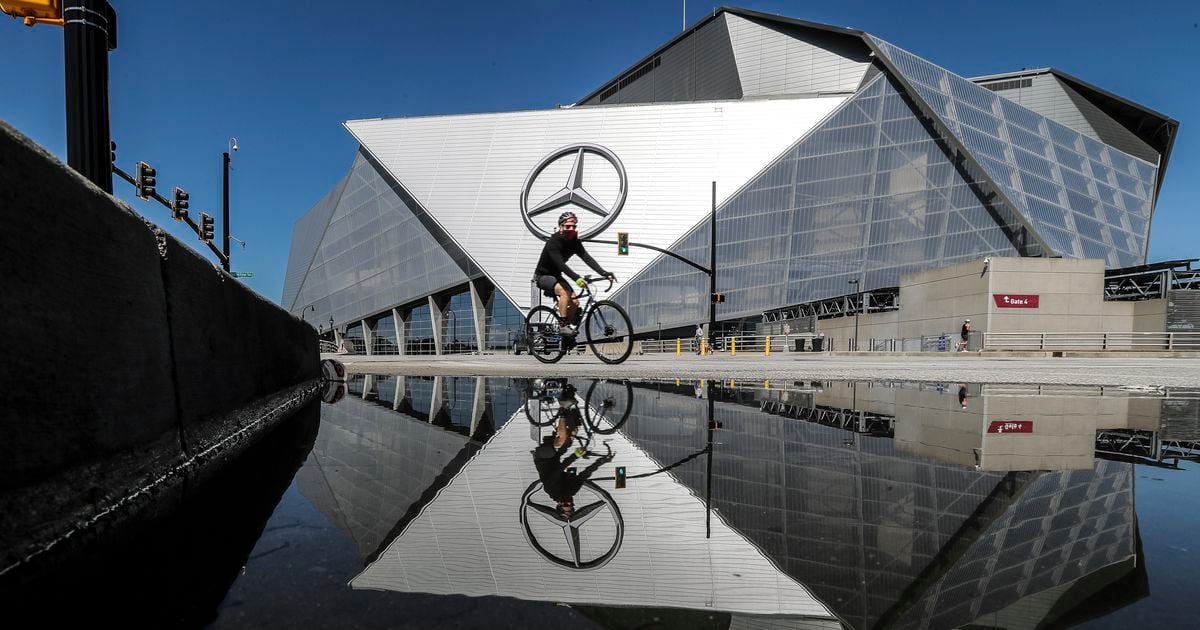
[323,352,1200,388]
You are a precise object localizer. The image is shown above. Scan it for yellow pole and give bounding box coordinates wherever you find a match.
[676,338,681,355]
[730,378,736,388]
[764,379,769,389]
[765,336,771,356]
[731,337,736,356]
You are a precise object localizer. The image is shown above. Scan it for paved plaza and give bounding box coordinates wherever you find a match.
[326,352,1200,388]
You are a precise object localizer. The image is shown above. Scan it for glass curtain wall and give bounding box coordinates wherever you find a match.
[407,304,436,355]
[485,290,524,352]
[615,72,1021,332]
[290,152,469,327]
[343,322,365,355]
[869,36,1157,267]
[441,292,477,354]
[371,313,399,355]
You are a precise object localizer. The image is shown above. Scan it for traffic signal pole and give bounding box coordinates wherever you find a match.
[63,0,116,193]
[584,180,721,348]
[709,181,717,353]
[222,151,231,271]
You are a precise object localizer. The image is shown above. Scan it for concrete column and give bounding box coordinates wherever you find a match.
[392,307,406,356]
[430,375,443,421]
[392,375,406,411]
[362,374,375,400]
[428,296,443,356]
[362,318,375,356]
[468,279,488,354]
[469,376,486,437]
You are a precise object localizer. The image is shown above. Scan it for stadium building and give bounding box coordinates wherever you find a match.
[282,6,1177,354]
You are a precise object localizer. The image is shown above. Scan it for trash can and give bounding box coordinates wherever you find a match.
[794,338,806,352]
[811,337,824,352]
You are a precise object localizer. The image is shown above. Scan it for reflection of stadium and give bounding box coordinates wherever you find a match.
[283,6,1176,354]
[299,375,1169,627]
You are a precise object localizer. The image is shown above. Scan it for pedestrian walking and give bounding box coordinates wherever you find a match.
[958,319,971,352]
[695,324,704,355]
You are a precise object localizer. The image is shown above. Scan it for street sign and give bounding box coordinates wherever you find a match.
[231,271,254,278]
[987,420,1033,434]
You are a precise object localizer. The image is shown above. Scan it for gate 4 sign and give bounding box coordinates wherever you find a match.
[987,420,1033,434]
[993,294,1039,308]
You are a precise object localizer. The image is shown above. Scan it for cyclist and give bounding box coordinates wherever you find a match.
[532,384,613,516]
[534,211,616,336]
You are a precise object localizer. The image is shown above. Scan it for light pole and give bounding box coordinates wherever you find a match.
[848,279,860,351]
[222,138,238,272]
[300,304,315,322]
[657,319,661,349]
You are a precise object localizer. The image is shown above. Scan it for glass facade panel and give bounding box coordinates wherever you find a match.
[869,36,1156,267]
[441,292,477,354]
[289,151,469,327]
[371,314,399,355]
[614,73,1022,331]
[407,303,436,355]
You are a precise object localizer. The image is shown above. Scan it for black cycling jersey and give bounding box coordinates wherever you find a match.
[535,233,608,282]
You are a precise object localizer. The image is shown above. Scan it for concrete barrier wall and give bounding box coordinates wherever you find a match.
[0,120,318,492]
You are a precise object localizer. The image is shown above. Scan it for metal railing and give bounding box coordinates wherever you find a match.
[983,331,1200,351]
[640,334,832,354]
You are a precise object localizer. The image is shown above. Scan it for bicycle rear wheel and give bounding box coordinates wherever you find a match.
[525,306,567,364]
[584,300,634,364]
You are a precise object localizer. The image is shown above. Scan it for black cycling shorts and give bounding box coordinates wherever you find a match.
[536,274,570,298]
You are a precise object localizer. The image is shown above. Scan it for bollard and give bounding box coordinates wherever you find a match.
[763,379,769,389]
[676,338,681,355]
[731,337,737,356]
[765,336,771,356]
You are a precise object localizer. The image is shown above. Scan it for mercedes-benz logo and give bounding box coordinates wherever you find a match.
[520,479,624,570]
[520,143,627,241]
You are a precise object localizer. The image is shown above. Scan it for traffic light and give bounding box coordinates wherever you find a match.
[136,161,156,199]
[172,187,189,221]
[110,141,116,164]
[711,292,726,304]
[615,466,627,489]
[199,212,214,243]
[617,231,629,256]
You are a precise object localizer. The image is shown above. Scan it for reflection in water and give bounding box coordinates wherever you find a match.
[305,375,1200,629]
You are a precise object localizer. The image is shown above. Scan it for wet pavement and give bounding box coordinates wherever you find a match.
[329,353,1200,388]
[215,374,1198,629]
[10,374,1199,628]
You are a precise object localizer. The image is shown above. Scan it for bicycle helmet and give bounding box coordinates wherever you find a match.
[558,211,577,226]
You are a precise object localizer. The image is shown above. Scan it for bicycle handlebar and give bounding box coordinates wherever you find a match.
[580,275,616,293]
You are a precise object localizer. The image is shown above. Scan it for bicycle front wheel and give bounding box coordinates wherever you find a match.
[584,300,634,364]
[525,306,567,364]
[585,378,633,433]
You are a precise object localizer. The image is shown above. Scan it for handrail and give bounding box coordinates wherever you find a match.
[983,331,1200,350]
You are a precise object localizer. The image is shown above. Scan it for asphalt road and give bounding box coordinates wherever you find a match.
[325,352,1200,388]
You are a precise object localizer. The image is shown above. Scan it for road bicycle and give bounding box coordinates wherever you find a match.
[522,378,632,437]
[524,276,634,364]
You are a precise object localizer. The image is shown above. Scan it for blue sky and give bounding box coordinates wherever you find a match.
[2,0,1197,303]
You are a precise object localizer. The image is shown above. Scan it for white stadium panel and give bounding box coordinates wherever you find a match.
[346,96,846,310]
[350,404,835,618]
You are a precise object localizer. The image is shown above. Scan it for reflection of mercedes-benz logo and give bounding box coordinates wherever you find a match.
[520,479,624,570]
[520,144,627,241]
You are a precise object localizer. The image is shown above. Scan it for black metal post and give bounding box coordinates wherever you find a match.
[709,181,717,352]
[705,380,715,539]
[64,0,114,193]
[222,151,231,272]
[849,279,860,351]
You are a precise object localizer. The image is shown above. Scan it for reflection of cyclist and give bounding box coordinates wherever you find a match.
[533,389,612,517]
[534,211,615,337]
